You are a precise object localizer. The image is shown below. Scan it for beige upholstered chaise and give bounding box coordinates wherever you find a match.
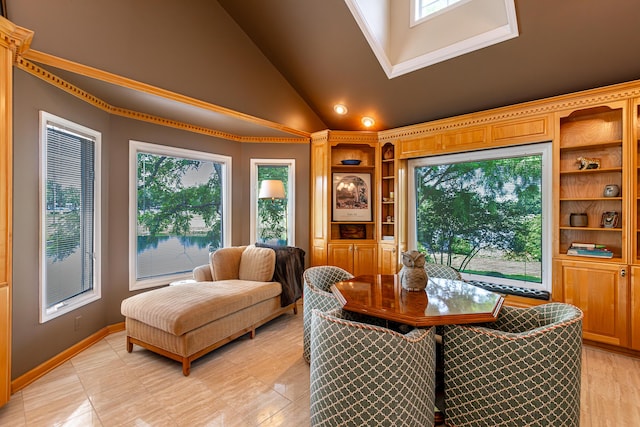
[121,245,297,375]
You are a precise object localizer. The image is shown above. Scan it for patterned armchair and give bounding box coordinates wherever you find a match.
[310,308,436,427]
[443,303,583,427]
[424,262,463,281]
[302,266,354,363]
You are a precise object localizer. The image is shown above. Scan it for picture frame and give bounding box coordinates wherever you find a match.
[332,172,372,221]
[601,211,619,228]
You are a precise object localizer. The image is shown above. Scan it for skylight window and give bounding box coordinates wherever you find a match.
[414,0,465,24]
[345,0,518,79]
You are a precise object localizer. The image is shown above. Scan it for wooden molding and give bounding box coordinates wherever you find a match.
[13,49,310,143]
[10,322,125,394]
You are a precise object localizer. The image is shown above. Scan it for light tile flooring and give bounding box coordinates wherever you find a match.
[0,300,639,426]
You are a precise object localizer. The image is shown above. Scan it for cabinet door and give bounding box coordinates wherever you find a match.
[328,243,354,273]
[631,267,640,351]
[353,244,377,276]
[553,259,628,347]
[379,244,398,274]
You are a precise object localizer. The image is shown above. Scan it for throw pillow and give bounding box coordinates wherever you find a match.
[211,246,246,280]
[238,245,275,282]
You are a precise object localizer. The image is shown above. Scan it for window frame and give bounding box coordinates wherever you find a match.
[249,159,295,246]
[411,0,469,26]
[408,142,552,292]
[39,111,102,323]
[128,140,232,290]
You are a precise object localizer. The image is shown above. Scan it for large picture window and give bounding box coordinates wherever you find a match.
[249,159,295,246]
[129,141,231,290]
[408,143,552,291]
[39,112,101,322]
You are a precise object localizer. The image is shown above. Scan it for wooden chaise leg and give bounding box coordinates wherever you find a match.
[126,336,133,353]
[249,328,256,339]
[182,359,191,376]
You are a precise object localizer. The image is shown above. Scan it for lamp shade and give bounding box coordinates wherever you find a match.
[259,180,286,199]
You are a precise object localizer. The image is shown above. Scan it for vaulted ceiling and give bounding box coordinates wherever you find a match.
[7,0,640,138]
[219,0,640,131]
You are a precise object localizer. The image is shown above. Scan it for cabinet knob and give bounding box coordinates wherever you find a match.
[392,248,396,253]
[621,268,626,277]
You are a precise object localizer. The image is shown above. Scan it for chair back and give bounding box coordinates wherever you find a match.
[302,265,354,363]
[424,262,462,280]
[310,308,436,427]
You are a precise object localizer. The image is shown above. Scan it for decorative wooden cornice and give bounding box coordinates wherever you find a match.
[14,55,309,144]
[0,17,33,59]
[311,129,379,144]
[380,79,640,142]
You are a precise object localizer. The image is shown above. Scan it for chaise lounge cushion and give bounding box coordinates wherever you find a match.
[210,246,246,280]
[239,245,276,282]
[121,280,281,336]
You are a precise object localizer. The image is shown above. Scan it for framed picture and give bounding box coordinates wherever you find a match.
[332,172,372,221]
[601,211,619,228]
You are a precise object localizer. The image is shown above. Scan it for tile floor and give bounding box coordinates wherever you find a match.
[0,299,639,426]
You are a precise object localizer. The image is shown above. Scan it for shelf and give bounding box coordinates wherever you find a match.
[559,139,623,151]
[332,164,375,171]
[382,175,394,180]
[560,197,622,201]
[559,226,622,231]
[560,167,622,175]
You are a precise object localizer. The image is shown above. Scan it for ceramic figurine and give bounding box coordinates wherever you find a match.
[398,250,428,291]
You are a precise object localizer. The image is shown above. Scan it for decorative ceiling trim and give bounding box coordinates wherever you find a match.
[379,79,640,141]
[15,57,309,144]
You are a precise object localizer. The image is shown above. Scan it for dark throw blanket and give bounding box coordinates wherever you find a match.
[256,243,306,306]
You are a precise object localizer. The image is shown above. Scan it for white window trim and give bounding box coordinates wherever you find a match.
[39,111,102,323]
[408,143,552,292]
[129,140,232,290]
[249,159,296,246]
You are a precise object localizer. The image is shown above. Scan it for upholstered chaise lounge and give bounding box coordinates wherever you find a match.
[121,245,298,376]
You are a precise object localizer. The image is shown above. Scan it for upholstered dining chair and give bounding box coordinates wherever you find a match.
[424,262,463,281]
[443,303,583,427]
[309,308,436,427]
[302,265,354,363]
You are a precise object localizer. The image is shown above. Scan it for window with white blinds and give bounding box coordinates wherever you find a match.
[39,111,101,323]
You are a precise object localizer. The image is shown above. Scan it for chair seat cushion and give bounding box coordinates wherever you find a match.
[121,280,281,335]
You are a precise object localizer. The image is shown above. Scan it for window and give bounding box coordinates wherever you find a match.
[413,0,466,23]
[250,159,295,246]
[39,112,101,322]
[129,141,231,290]
[408,143,552,291]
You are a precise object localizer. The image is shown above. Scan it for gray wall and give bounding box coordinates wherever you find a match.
[12,69,310,378]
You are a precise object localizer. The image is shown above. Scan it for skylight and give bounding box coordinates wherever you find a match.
[344,0,518,79]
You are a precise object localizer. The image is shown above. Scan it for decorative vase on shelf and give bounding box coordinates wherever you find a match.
[399,250,428,291]
[569,213,588,227]
[603,184,620,197]
[383,146,394,160]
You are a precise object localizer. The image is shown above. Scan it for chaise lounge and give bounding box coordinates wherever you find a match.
[121,245,300,375]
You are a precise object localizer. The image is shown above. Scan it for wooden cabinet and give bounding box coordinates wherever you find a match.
[553,259,628,347]
[553,102,631,347]
[328,242,377,276]
[378,141,398,274]
[310,131,383,274]
[630,267,640,351]
[555,102,628,262]
[378,243,398,274]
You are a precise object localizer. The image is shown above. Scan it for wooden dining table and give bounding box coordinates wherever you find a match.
[331,274,505,327]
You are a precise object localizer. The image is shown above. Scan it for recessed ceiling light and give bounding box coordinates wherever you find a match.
[361,116,375,128]
[333,104,348,115]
